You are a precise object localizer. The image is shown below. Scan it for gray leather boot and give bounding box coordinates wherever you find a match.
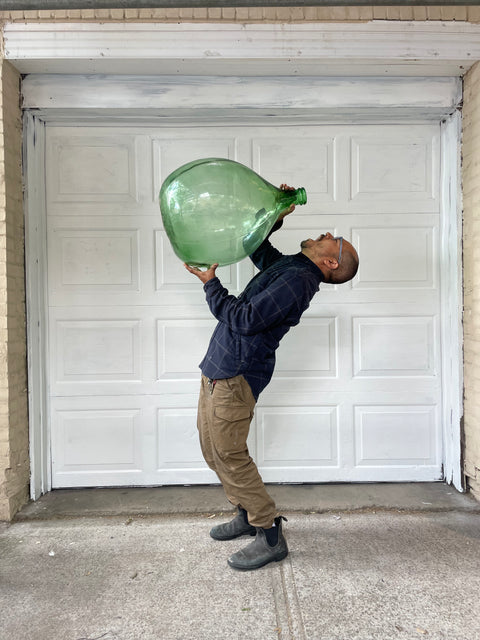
[210,508,256,541]
[227,516,288,571]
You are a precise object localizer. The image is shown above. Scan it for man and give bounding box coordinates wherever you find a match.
[184,186,359,571]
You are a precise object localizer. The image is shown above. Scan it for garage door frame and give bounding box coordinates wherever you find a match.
[22,74,463,498]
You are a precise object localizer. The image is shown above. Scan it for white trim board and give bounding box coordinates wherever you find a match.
[5,21,480,76]
[440,110,464,491]
[22,76,462,123]
[24,113,50,500]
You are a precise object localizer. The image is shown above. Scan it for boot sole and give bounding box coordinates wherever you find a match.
[227,548,288,571]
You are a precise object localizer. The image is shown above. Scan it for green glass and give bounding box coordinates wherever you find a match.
[159,157,307,268]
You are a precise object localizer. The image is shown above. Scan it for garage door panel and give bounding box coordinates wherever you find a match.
[348,126,439,213]
[354,405,440,467]
[46,121,444,487]
[352,225,436,290]
[48,216,151,306]
[55,319,142,382]
[350,133,438,209]
[156,319,217,379]
[51,407,144,486]
[46,130,150,215]
[252,135,336,205]
[50,309,153,395]
[157,408,210,469]
[157,408,256,471]
[274,317,337,377]
[353,316,437,378]
[256,406,339,468]
[50,227,141,292]
[152,135,239,201]
[154,228,244,292]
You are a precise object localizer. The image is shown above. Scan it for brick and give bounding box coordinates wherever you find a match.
[441,7,467,21]
[344,8,363,20]
[124,9,139,20]
[0,440,10,459]
[248,7,264,22]
[357,8,374,20]
[303,7,318,21]
[289,7,304,22]
[207,8,222,21]
[179,9,194,21]
[468,7,480,22]
[263,8,277,21]
[426,7,444,20]
[397,7,415,21]
[468,477,480,502]
[275,8,291,22]
[66,10,82,20]
[109,9,124,21]
[144,9,162,20]
[7,11,26,20]
[235,8,249,21]
[165,9,180,20]
[413,7,427,21]
[373,8,388,20]
[221,8,235,21]
[93,9,109,20]
[193,8,207,20]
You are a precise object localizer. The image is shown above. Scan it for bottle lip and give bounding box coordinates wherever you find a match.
[296,188,307,206]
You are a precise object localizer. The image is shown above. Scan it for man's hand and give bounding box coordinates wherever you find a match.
[184,262,219,284]
[278,184,296,221]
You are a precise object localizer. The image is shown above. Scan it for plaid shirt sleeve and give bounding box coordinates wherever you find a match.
[249,220,284,271]
[203,270,311,337]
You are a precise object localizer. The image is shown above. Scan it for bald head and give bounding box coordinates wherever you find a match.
[301,233,359,284]
[327,245,359,284]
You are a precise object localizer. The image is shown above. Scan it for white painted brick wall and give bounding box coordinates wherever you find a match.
[0,60,28,521]
[463,61,480,501]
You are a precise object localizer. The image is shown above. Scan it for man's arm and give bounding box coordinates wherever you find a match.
[248,220,284,271]
[184,261,297,335]
[200,273,300,336]
[250,185,296,271]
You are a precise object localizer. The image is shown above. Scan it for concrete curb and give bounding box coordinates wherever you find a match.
[13,482,480,522]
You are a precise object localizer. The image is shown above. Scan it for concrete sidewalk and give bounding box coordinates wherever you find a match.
[2,484,480,640]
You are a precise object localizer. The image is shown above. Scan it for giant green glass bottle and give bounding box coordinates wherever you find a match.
[159,157,307,268]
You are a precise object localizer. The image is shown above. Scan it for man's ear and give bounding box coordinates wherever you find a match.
[322,257,339,271]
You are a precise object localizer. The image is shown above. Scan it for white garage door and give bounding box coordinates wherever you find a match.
[46,121,443,487]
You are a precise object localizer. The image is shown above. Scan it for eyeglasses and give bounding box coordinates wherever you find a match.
[335,237,343,264]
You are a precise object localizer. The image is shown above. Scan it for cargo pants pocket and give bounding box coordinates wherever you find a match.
[213,404,252,458]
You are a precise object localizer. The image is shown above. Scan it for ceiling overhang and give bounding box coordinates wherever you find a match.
[4,21,480,77]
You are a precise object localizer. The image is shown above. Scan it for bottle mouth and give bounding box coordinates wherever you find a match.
[296,187,307,206]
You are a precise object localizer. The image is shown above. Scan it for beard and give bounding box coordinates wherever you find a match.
[300,239,310,249]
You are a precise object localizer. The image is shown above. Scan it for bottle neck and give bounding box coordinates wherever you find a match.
[280,187,307,209]
[294,187,307,206]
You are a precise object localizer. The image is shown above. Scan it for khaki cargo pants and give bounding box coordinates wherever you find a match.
[197,374,277,528]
